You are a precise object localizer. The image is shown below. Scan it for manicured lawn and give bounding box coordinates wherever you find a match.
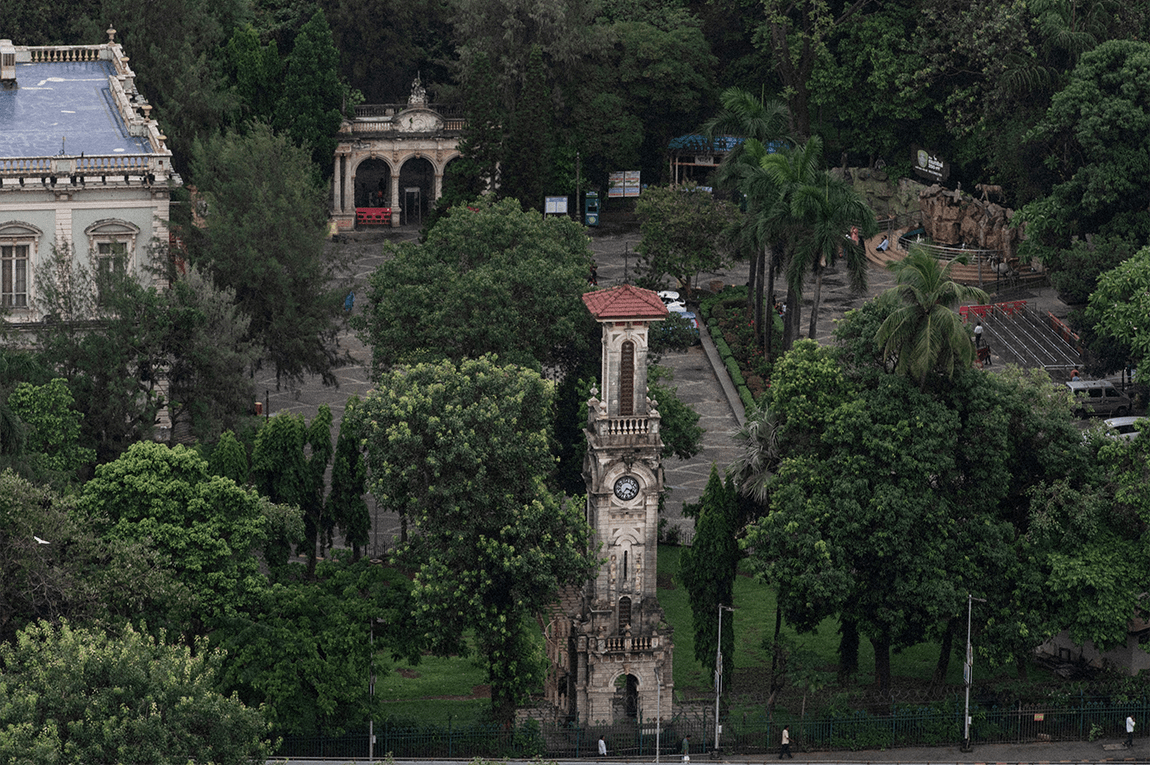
[658,544,969,695]
[378,543,1041,716]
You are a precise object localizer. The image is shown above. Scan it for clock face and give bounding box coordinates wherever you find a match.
[614,475,640,501]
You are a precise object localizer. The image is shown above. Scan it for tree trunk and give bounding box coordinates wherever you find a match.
[782,282,801,351]
[932,618,956,685]
[747,244,760,314]
[837,617,859,684]
[753,246,764,348]
[873,632,891,694]
[808,264,823,339]
[765,247,777,360]
[1016,652,1029,681]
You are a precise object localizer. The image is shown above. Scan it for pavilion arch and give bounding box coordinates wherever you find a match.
[397,155,435,226]
[352,157,394,208]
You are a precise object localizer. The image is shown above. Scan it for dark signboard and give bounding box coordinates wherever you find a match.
[912,145,949,183]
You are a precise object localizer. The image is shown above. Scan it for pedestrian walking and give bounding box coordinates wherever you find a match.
[779,725,793,759]
[681,734,691,763]
[974,321,983,348]
[1128,715,1136,747]
[598,735,607,757]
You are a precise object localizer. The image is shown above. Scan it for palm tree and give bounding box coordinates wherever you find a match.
[703,88,792,356]
[790,172,877,340]
[875,246,989,388]
[728,401,782,505]
[756,137,824,351]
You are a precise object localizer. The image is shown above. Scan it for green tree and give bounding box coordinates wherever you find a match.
[7,378,95,475]
[0,470,178,646]
[439,51,503,209]
[790,167,877,340]
[79,442,285,640]
[303,404,334,575]
[875,246,988,388]
[209,429,250,485]
[1085,245,1150,371]
[32,244,166,461]
[1021,39,1150,246]
[635,184,739,296]
[500,45,554,211]
[216,558,416,736]
[359,355,597,726]
[222,25,282,125]
[755,0,876,138]
[358,197,596,374]
[328,396,370,560]
[323,0,454,104]
[0,620,270,764]
[189,123,348,389]
[703,88,792,356]
[679,466,740,683]
[274,9,348,172]
[250,412,309,571]
[163,267,258,441]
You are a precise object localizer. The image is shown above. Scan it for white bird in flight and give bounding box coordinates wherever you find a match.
[34,536,49,545]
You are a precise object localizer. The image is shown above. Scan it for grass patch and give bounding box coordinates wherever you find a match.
[378,652,486,700]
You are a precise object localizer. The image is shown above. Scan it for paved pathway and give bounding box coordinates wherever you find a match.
[256,224,1073,553]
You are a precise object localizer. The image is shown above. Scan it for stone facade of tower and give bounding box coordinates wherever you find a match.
[544,285,674,724]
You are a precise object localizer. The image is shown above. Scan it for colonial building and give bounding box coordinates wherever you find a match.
[545,285,675,724]
[330,76,462,231]
[0,32,179,322]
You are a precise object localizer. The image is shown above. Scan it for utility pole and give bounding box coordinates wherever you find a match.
[714,605,735,754]
[962,594,987,752]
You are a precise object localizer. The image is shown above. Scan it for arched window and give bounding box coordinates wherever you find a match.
[0,222,42,310]
[84,220,140,303]
[618,596,631,632]
[619,340,635,415]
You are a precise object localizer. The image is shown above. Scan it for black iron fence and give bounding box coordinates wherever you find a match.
[277,695,1150,759]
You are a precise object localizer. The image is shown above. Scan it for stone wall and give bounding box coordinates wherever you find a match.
[832,166,926,224]
[918,184,1020,258]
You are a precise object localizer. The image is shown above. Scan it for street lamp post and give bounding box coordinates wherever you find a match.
[714,605,735,754]
[962,594,987,752]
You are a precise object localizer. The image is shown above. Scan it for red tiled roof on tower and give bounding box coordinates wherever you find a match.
[582,284,668,321]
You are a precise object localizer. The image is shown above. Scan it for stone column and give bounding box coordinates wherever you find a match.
[343,155,355,212]
[434,170,443,201]
[390,171,402,228]
[332,153,341,213]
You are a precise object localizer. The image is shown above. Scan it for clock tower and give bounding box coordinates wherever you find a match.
[544,285,674,724]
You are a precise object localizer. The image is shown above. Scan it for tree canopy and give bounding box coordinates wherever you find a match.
[0,620,270,764]
[358,197,597,374]
[189,123,348,389]
[358,355,597,725]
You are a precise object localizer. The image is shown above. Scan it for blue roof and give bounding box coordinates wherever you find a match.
[668,134,744,152]
[0,60,152,158]
[667,134,787,154]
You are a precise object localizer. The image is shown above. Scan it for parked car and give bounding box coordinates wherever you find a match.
[658,290,686,313]
[1065,380,1133,417]
[1103,415,1147,440]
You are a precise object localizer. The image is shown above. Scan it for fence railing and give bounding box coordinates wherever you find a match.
[276,695,1150,758]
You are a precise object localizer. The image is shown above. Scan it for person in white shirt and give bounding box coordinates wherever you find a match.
[598,736,607,757]
[1127,715,1136,748]
[779,725,793,758]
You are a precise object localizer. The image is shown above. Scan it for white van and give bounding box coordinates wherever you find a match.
[1065,380,1133,417]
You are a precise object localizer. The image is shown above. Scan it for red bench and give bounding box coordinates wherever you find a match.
[356,207,391,226]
